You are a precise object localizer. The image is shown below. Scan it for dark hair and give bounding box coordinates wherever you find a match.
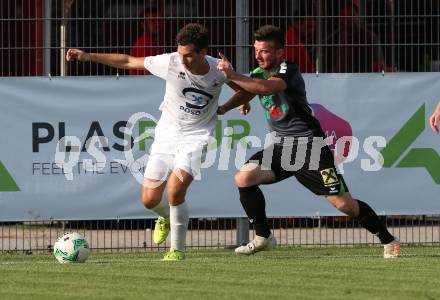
[254,25,285,49]
[176,23,209,52]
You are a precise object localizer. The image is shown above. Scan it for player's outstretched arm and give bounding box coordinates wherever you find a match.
[429,101,440,134]
[66,48,145,70]
[218,82,255,115]
[217,52,286,96]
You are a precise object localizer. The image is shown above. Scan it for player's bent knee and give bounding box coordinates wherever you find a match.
[336,201,352,214]
[140,190,161,209]
[327,195,356,215]
[167,189,186,206]
[235,171,253,187]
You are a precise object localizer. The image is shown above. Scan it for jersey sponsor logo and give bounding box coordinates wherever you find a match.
[182,87,213,110]
[179,105,202,115]
[320,167,339,186]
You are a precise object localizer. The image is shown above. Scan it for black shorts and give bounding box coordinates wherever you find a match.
[246,140,349,196]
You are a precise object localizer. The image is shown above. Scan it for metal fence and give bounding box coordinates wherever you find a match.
[1,216,440,253]
[1,0,440,252]
[2,0,440,76]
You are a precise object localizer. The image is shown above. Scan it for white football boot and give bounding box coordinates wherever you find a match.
[235,234,277,255]
[383,238,401,258]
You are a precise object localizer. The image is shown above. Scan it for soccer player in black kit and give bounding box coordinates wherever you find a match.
[217,25,400,258]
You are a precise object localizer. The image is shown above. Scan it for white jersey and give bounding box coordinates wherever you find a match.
[144,52,229,130]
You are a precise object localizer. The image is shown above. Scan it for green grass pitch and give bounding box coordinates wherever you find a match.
[1,247,439,300]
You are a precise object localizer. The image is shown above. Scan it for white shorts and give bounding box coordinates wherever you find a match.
[144,117,213,181]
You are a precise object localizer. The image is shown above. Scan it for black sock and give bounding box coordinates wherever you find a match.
[238,186,271,238]
[356,200,395,244]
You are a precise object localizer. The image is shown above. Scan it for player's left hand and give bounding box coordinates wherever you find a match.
[217,52,233,78]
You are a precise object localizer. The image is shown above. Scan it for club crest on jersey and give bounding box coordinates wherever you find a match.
[261,95,287,120]
[178,72,186,79]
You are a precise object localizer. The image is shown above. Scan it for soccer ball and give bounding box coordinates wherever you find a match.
[53,232,90,264]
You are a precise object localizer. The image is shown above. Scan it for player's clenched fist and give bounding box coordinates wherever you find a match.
[66,48,90,62]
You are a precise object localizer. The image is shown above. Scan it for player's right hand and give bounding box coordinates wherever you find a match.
[66,48,90,62]
[217,52,233,78]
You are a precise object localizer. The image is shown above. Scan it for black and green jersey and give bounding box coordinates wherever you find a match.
[250,61,324,139]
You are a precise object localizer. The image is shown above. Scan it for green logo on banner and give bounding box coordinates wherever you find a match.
[0,161,20,192]
[380,104,440,184]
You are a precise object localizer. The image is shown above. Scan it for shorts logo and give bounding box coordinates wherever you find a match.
[320,167,339,186]
[329,186,339,194]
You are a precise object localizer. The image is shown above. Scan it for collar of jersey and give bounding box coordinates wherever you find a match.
[251,65,281,79]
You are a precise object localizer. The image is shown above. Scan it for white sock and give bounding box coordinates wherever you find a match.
[150,197,170,219]
[170,201,189,252]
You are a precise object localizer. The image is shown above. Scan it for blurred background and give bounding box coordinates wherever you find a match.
[1,0,440,77]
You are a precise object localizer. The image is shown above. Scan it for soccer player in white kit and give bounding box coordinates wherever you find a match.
[66,23,247,261]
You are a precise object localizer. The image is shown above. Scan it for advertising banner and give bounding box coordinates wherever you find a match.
[0,74,439,220]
